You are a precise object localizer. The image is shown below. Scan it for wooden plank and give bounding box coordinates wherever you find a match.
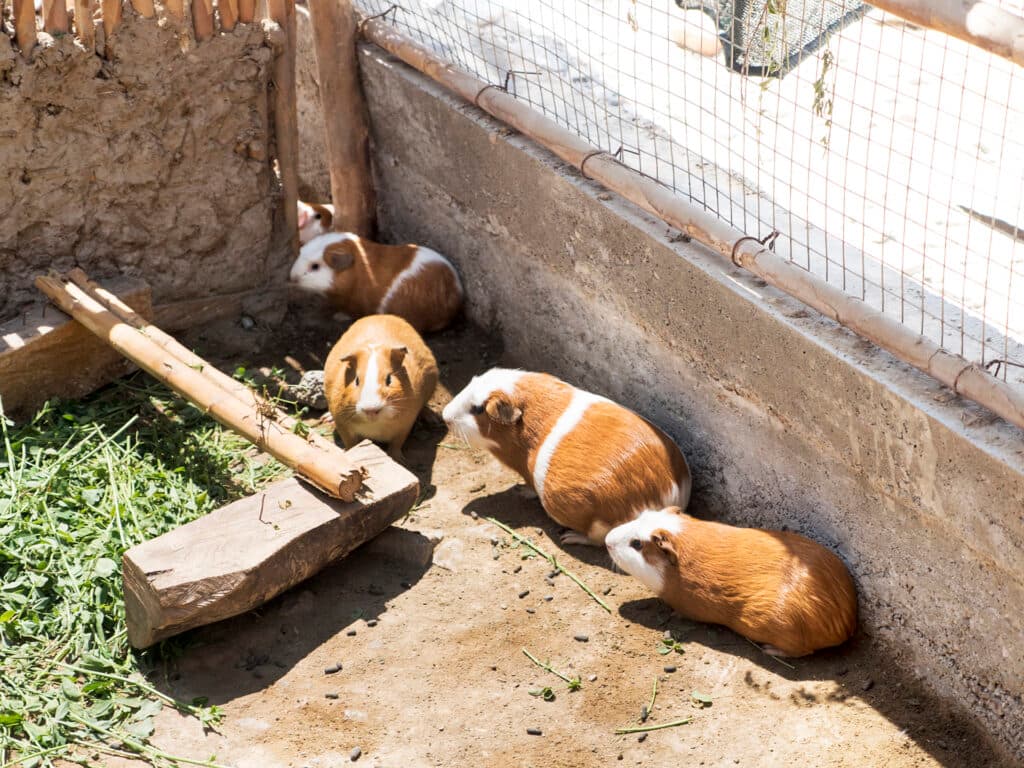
[267,0,300,257]
[0,278,151,420]
[307,0,375,236]
[122,440,419,648]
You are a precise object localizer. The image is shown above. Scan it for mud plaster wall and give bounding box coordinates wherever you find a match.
[0,11,286,322]
[296,39,1024,759]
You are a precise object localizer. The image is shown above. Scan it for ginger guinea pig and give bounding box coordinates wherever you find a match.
[289,232,463,333]
[607,508,857,657]
[442,368,692,545]
[324,314,439,461]
[298,201,335,244]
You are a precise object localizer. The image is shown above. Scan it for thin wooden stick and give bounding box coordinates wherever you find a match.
[74,0,95,47]
[66,269,337,456]
[237,0,254,23]
[486,516,611,613]
[307,0,376,236]
[219,0,238,31]
[12,0,37,57]
[614,717,692,735]
[129,0,154,19]
[359,16,1024,435]
[192,0,213,41]
[42,0,69,33]
[34,274,364,501]
[101,0,122,52]
[267,0,300,256]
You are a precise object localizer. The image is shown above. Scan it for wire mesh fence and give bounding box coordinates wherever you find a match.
[356,0,1024,392]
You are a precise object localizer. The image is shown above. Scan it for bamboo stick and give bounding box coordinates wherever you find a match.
[192,0,213,41]
[267,0,300,255]
[74,0,95,47]
[101,0,121,51]
[42,0,69,33]
[868,0,1024,68]
[12,0,37,57]
[358,16,1024,434]
[237,0,254,23]
[307,0,376,236]
[165,0,183,20]
[129,0,154,19]
[34,274,364,501]
[219,0,238,31]
[66,269,337,456]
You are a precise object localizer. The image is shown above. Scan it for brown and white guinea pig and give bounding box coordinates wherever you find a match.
[289,232,463,334]
[324,314,439,461]
[606,508,857,657]
[297,201,335,244]
[442,368,692,545]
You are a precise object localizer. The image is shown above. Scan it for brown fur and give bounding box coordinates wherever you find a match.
[322,236,462,333]
[324,314,439,460]
[643,508,857,657]
[473,373,691,542]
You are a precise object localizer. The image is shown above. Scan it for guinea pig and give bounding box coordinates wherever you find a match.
[297,201,335,244]
[324,314,439,461]
[442,368,691,545]
[606,508,857,657]
[289,232,463,333]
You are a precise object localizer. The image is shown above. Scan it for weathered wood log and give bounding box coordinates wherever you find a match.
[307,0,375,236]
[42,0,69,33]
[74,0,95,47]
[34,273,364,500]
[267,0,300,255]
[192,0,213,41]
[12,0,37,57]
[123,440,419,647]
[0,278,151,420]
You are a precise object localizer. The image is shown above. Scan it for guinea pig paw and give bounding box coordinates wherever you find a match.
[760,644,789,658]
[516,485,538,500]
[559,530,601,547]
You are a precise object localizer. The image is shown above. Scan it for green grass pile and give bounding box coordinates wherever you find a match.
[0,374,287,767]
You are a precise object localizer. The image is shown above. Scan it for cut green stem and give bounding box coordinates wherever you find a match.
[486,517,611,612]
[615,717,693,734]
[522,648,581,690]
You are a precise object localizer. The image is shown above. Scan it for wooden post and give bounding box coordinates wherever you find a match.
[123,442,419,648]
[13,0,37,57]
[267,0,300,256]
[219,0,238,31]
[34,274,364,501]
[237,0,254,23]
[307,0,376,236]
[164,0,183,20]
[128,0,154,19]
[74,0,95,47]
[42,0,68,33]
[101,0,121,54]
[192,0,213,41]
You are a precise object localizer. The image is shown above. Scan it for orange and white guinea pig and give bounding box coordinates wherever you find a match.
[442,368,692,545]
[298,201,335,244]
[606,508,857,657]
[324,314,439,461]
[290,232,463,334]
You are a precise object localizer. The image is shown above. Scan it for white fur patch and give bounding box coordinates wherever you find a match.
[532,389,609,505]
[289,232,357,294]
[355,346,386,416]
[442,368,524,450]
[297,202,335,245]
[377,246,462,313]
[605,509,686,594]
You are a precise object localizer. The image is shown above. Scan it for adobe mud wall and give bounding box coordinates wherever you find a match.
[0,11,287,323]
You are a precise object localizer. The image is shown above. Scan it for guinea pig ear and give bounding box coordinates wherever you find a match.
[297,203,311,229]
[389,346,408,369]
[323,241,355,271]
[485,394,522,426]
[318,204,333,229]
[651,531,678,566]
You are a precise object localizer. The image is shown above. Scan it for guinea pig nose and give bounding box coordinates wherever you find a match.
[362,405,382,417]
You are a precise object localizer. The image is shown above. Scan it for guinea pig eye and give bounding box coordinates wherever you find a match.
[314,213,322,220]
[310,263,320,271]
[385,373,393,386]
[353,375,360,386]
[629,539,643,551]
[469,403,484,415]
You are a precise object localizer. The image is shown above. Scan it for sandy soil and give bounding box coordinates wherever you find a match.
[92,317,1012,768]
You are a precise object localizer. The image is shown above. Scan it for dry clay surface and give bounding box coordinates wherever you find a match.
[106,321,1009,768]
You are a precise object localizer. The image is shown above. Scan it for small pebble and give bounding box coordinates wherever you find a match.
[587,674,598,682]
[518,590,530,599]
[526,608,536,614]
[324,663,342,675]
[526,727,542,736]
[470,510,479,519]
[366,619,378,627]
[663,630,673,639]
[471,483,487,493]
[544,577,555,586]
[513,565,523,573]
[862,678,874,691]
[240,314,256,330]
[490,665,498,671]
[325,693,339,699]
[544,595,553,602]
[638,733,648,743]
[574,633,589,642]
[500,604,508,610]
[346,629,357,636]
[640,705,648,722]
[490,536,499,545]
[664,665,677,673]
[492,551,500,560]
[603,586,612,595]
[617,754,623,761]
[349,746,362,761]
[547,571,559,579]
[400,581,412,589]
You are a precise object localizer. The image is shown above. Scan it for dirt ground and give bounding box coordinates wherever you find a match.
[107,316,1010,768]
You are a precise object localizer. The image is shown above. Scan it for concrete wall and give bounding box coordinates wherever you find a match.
[1,12,287,323]
[299,39,1023,758]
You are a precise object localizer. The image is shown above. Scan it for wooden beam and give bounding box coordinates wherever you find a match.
[219,0,238,31]
[307,0,376,236]
[267,0,300,257]
[192,0,213,41]
[0,278,151,420]
[12,0,37,58]
[123,441,419,648]
[74,0,95,48]
[42,0,69,34]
